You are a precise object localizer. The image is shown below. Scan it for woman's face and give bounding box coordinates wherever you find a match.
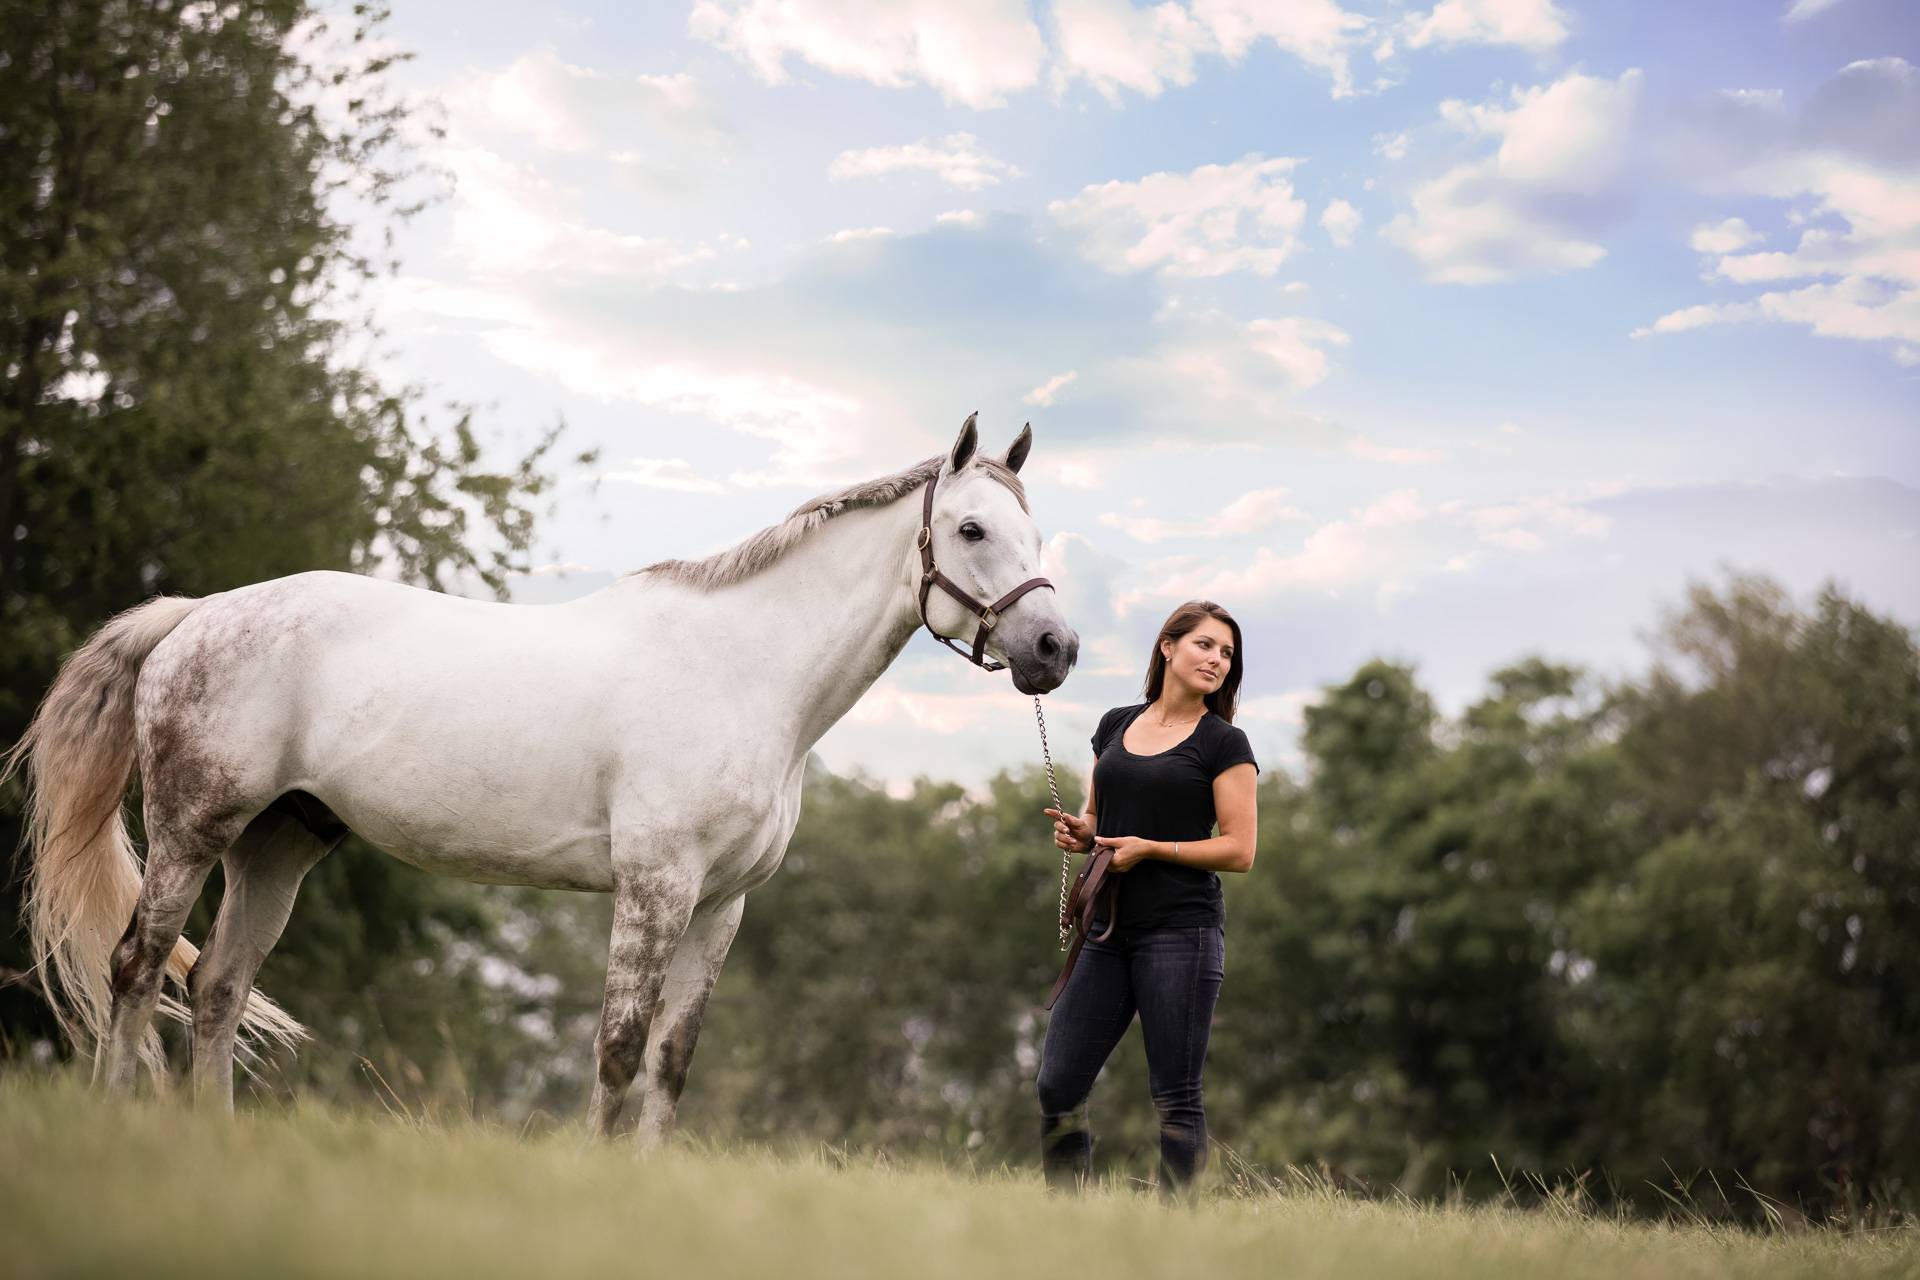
[1160,617,1235,699]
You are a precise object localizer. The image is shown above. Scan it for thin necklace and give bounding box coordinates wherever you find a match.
[1152,705,1204,728]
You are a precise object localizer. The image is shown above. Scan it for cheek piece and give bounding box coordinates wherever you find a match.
[914,471,1054,672]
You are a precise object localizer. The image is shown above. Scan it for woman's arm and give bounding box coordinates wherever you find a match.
[1100,762,1258,873]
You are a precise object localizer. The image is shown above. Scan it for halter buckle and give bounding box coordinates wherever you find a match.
[980,607,998,630]
[916,527,931,551]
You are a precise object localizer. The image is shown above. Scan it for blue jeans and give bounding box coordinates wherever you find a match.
[1036,925,1225,1195]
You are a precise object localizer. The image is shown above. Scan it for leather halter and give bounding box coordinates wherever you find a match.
[915,469,1054,671]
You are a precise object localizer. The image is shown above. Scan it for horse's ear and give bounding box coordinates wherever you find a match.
[1004,422,1032,474]
[947,412,978,472]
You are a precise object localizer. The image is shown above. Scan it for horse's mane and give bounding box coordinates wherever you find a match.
[633,454,1028,591]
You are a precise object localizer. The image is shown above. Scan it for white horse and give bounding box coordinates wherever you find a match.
[5,415,1077,1140]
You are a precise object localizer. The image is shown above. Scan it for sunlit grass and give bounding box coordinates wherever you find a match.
[0,1074,1912,1279]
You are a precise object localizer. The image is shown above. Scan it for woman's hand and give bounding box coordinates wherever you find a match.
[1094,835,1155,872]
[1043,807,1093,854]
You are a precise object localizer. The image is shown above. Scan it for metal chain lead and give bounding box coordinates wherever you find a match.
[1033,696,1073,950]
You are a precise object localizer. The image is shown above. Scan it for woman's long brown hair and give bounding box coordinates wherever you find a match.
[1141,600,1244,724]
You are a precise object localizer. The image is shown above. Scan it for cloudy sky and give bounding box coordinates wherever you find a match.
[340,0,1918,792]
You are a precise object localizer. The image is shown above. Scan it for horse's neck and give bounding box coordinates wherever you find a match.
[660,496,926,761]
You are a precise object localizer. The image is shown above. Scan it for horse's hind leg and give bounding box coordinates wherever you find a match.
[189,802,340,1112]
[98,815,241,1094]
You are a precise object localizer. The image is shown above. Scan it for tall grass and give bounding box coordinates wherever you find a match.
[0,1075,1912,1279]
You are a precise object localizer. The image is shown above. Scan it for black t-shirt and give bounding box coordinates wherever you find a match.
[1089,703,1258,932]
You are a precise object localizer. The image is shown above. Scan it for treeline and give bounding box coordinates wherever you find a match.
[12,574,1913,1220]
[676,578,1917,1215]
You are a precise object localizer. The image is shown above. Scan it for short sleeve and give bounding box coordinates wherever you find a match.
[1090,706,1127,757]
[1211,722,1258,777]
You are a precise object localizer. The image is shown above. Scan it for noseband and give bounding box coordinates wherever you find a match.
[916,470,1054,672]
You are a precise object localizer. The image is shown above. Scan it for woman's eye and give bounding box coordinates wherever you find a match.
[960,522,985,541]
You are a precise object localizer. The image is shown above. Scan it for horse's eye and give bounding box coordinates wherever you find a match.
[960,522,985,542]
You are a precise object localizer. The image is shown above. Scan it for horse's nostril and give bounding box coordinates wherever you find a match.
[1039,631,1060,657]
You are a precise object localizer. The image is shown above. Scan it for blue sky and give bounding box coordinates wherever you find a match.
[334,0,1918,791]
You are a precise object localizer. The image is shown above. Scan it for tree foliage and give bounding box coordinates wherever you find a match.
[1,0,564,1067]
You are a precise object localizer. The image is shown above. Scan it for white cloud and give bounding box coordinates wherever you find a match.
[1461,494,1610,546]
[384,270,876,481]
[1782,0,1849,21]
[1383,70,1642,283]
[1636,58,1920,364]
[1321,197,1362,246]
[689,0,1045,109]
[1118,488,1430,612]
[1099,487,1309,542]
[1437,69,1642,194]
[1243,316,1352,388]
[1347,435,1445,464]
[1633,278,1920,364]
[1690,217,1762,254]
[829,133,1020,190]
[599,457,727,493]
[827,226,896,242]
[936,209,982,225]
[437,51,732,201]
[1033,455,1106,490]
[1630,303,1725,336]
[1042,530,1131,634]
[1374,130,1410,160]
[1114,485,1612,614]
[1050,154,1308,278]
[1050,0,1370,101]
[1048,0,1207,101]
[450,50,715,155]
[1024,370,1080,406]
[432,146,748,287]
[1088,305,1353,442]
[1402,0,1571,51]
[519,350,867,483]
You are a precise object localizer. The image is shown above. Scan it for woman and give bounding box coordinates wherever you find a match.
[1038,599,1258,1197]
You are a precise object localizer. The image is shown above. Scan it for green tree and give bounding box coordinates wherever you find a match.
[1301,659,1436,832]
[1568,577,1920,1204]
[1,1,569,1078]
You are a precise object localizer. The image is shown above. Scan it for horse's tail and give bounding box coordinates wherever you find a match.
[1,595,307,1067]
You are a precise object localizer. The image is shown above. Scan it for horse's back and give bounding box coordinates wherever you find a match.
[134,571,630,888]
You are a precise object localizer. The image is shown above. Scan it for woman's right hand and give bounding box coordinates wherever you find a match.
[1043,807,1094,854]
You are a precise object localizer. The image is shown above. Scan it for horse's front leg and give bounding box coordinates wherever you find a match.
[632,894,746,1149]
[586,844,702,1139]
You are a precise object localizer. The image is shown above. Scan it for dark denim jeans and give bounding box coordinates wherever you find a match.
[1036,924,1225,1196]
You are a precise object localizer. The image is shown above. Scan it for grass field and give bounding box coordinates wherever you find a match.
[1,1076,1913,1279]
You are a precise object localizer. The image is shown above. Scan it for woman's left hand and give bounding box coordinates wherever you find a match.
[1094,835,1155,872]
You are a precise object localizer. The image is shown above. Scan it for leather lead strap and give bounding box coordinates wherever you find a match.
[1045,845,1117,1010]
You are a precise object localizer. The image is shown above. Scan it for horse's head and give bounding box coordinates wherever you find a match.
[918,414,1079,695]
